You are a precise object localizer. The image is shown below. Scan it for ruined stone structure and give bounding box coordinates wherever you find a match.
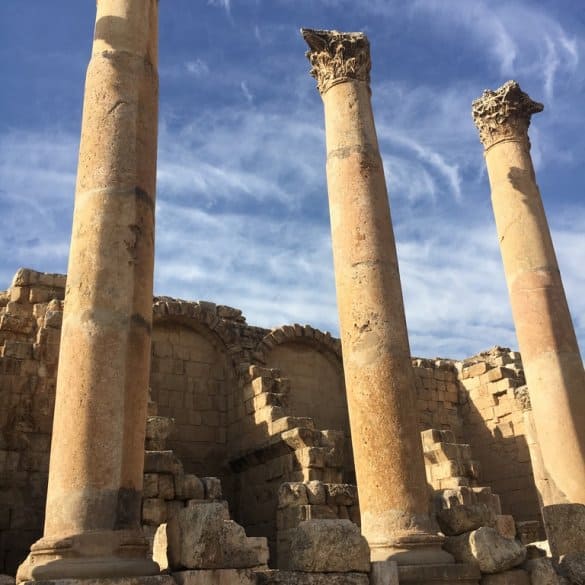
[0,269,562,581]
[0,6,583,585]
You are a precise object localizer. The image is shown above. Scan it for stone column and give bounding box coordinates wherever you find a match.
[302,29,451,565]
[472,80,585,507]
[18,0,159,580]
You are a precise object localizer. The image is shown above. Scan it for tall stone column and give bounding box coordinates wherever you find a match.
[301,29,451,565]
[18,0,160,580]
[472,81,585,507]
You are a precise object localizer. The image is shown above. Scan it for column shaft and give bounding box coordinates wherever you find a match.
[473,81,585,506]
[302,29,451,565]
[18,0,159,580]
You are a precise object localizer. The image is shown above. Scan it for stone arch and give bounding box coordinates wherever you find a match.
[256,325,349,435]
[150,297,241,477]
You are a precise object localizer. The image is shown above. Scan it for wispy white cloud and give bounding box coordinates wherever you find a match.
[208,0,231,16]
[185,58,210,77]
[240,80,254,103]
[411,0,581,103]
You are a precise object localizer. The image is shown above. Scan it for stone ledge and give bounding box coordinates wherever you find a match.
[255,571,369,585]
[20,577,175,585]
[398,563,481,585]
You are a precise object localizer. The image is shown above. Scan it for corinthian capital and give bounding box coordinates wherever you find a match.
[472,80,543,150]
[301,28,371,95]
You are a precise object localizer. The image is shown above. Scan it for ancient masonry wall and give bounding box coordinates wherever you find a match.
[457,348,540,521]
[0,269,543,574]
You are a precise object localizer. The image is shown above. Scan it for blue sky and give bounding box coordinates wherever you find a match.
[0,0,583,359]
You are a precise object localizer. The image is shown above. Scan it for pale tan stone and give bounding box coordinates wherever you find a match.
[444,527,526,573]
[165,502,268,570]
[302,27,450,566]
[288,520,370,573]
[16,0,160,580]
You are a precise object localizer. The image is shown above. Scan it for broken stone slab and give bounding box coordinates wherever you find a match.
[437,504,496,536]
[557,552,585,585]
[444,527,526,573]
[542,504,585,558]
[255,571,369,585]
[163,502,268,570]
[480,569,530,585]
[288,519,370,573]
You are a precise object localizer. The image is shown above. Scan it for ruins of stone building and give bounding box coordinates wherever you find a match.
[0,267,551,571]
[2,2,585,585]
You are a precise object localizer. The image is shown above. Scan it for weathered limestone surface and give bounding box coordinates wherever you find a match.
[302,27,449,566]
[541,505,585,558]
[524,558,569,585]
[17,0,160,581]
[472,81,585,508]
[160,502,268,570]
[444,527,526,573]
[288,520,370,573]
[557,552,585,585]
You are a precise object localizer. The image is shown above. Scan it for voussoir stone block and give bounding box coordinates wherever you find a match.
[288,520,370,573]
[444,527,526,573]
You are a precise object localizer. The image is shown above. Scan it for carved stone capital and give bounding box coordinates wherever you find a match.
[472,80,543,150]
[301,28,371,95]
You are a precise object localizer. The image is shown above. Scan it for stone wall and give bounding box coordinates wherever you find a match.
[0,269,64,575]
[458,348,540,521]
[0,268,546,574]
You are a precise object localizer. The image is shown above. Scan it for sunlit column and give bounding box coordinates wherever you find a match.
[302,28,452,565]
[18,0,160,580]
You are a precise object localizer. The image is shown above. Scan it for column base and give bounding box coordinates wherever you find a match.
[369,533,454,565]
[16,531,160,583]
